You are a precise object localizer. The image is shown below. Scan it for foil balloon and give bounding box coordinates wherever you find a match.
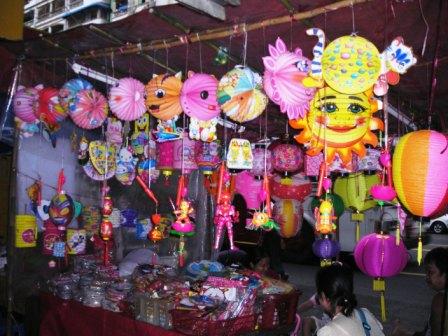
[36,87,67,126]
[89,140,116,176]
[146,72,183,121]
[49,193,74,229]
[218,66,268,123]
[13,85,42,122]
[105,117,123,148]
[59,78,93,112]
[290,86,383,165]
[109,77,146,121]
[263,37,315,120]
[70,89,108,129]
[115,147,137,185]
[181,71,219,121]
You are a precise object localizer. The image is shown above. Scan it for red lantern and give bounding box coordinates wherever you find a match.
[102,196,113,216]
[270,174,312,202]
[272,143,303,176]
[100,218,113,241]
[156,141,175,179]
[194,141,221,175]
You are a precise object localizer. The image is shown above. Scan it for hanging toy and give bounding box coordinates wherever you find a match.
[370,150,397,203]
[214,46,229,66]
[226,138,253,170]
[100,194,114,265]
[302,28,325,88]
[153,115,182,142]
[105,117,123,148]
[48,169,74,231]
[78,136,89,166]
[14,118,40,138]
[115,146,138,185]
[315,200,336,235]
[131,112,150,156]
[214,191,239,251]
[189,117,218,142]
[146,72,183,121]
[88,140,117,176]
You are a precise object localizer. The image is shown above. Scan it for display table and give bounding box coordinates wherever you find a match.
[39,292,182,336]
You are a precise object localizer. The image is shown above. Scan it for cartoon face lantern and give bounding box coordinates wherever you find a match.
[49,193,74,228]
[290,87,383,165]
[263,37,315,120]
[146,72,183,121]
[180,71,219,121]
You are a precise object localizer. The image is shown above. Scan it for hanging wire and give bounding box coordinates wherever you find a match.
[152,49,157,75]
[350,2,357,35]
[52,59,56,86]
[197,33,203,73]
[164,40,169,69]
[418,0,429,57]
[242,24,248,67]
[289,16,293,50]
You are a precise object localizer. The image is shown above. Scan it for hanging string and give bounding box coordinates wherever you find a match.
[52,59,56,86]
[324,10,327,35]
[111,52,115,80]
[418,0,429,57]
[226,34,233,71]
[350,3,357,35]
[289,16,293,50]
[242,23,248,67]
[197,33,203,73]
[164,40,169,69]
[152,49,157,75]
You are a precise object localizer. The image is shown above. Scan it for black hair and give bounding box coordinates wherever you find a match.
[315,263,358,317]
[424,247,448,275]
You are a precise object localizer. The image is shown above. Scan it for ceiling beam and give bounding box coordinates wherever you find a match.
[177,0,226,20]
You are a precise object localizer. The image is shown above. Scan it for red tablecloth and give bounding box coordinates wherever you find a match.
[40,292,182,336]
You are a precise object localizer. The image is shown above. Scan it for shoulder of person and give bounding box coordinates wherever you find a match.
[356,308,385,336]
[431,292,444,311]
[316,324,334,336]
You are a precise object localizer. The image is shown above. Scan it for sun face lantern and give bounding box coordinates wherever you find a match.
[173,134,198,174]
[250,146,273,178]
[272,143,303,176]
[109,77,146,121]
[146,72,183,121]
[263,37,315,120]
[290,86,383,165]
[218,66,268,123]
[354,233,408,321]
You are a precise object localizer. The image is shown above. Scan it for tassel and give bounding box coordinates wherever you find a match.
[417,237,423,265]
[356,222,360,242]
[380,291,386,322]
[395,226,400,246]
[320,259,332,267]
[373,278,385,292]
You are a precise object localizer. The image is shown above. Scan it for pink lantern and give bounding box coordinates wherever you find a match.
[273,199,303,238]
[180,71,219,121]
[250,146,273,177]
[270,174,312,202]
[109,77,146,121]
[13,85,42,122]
[156,141,175,179]
[173,133,198,174]
[304,153,323,177]
[70,89,108,129]
[235,171,263,209]
[272,143,303,175]
[354,233,408,321]
[194,141,221,175]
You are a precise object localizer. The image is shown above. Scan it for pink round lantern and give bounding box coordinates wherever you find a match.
[156,141,175,179]
[109,77,146,121]
[270,174,312,202]
[13,85,41,122]
[70,89,108,129]
[235,171,263,209]
[272,143,303,175]
[173,133,198,174]
[273,199,303,238]
[195,141,221,175]
[250,146,273,177]
[180,71,219,121]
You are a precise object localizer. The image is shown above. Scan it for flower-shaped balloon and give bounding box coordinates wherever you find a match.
[109,77,146,121]
[70,89,108,129]
[146,72,183,121]
[263,37,315,120]
[181,71,219,121]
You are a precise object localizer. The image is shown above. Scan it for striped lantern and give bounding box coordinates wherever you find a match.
[273,199,303,238]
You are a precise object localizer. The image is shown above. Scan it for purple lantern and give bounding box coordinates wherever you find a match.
[250,146,273,178]
[312,237,340,266]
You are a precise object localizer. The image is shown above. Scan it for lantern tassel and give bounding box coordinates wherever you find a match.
[395,226,400,246]
[356,222,360,242]
[417,237,423,265]
[380,291,386,322]
[373,278,385,292]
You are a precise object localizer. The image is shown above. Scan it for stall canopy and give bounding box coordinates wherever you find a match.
[0,0,447,139]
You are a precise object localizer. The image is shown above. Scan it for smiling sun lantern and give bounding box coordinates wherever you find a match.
[289,86,383,165]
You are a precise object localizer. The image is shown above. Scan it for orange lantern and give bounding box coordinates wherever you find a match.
[146,73,183,121]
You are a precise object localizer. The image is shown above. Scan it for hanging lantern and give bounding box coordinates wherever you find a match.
[109,77,146,121]
[226,138,253,170]
[15,214,37,248]
[194,141,221,176]
[250,146,273,178]
[69,89,108,129]
[13,85,42,123]
[88,141,116,177]
[235,171,263,209]
[311,193,345,218]
[156,141,175,181]
[270,174,312,202]
[49,170,74,230]
[315,200,336,235]
[313,237,340,267]
[59,78,93,112]
[354,233,408,321]
[146,72,183,121]
[370,150,397,203]
[206,169,236,199]
[272,143,303,176]
[36,87,67,126]
[173,134,198,174]
[273,199,303,238]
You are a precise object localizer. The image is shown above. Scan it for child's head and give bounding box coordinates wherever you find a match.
[424,247,448,291]
[315,263,357,317]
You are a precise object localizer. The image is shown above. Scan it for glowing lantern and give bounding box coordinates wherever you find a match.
[270,174,312,202]
[354,233,408,321]
[250,146,273,178]
[156,141,175,180]
[173,134,198,174]
[273,199,303,238]
[313,237,340,267]
[235,171,263,209]
[194,141,221,175]
[272,143,303,176]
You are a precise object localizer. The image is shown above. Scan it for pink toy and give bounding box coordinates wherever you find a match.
[13,85,42,122]
[180,71,219,121]
[214,192,239,250]
[109,77,146,121]
[70,89,108,129]
[172,199,195,233]
[263,37,315,120]
[370,150,396,202]
[235,171,263,209]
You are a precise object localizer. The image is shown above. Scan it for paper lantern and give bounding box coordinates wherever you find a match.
[36,87,67,126]
[173,134,198,174]
[226,138,253,170]
[49,193,74,229]
[263,37,315,120]
[13,85,41,122]
[322,35,381,94]
[156,141,175,178]
[180,71,219,121]
[290,86,383,165]
[194,141,221,175]
[42,221,63,255]
[311,193,345,218]
[88,141,116,177]
[273,199,302,238]
[392,130,448,218]
[313,237,340,264]
[146,72,183,121]
[270,174,312,202]
[109,77,146,121]
[67,229,86,255]
[272,143,303,175]
[70,89,108,129]
[15,215,37,248]
[250,146,273,177]
[59,78,93,112]
[235,171,263,209]
[218,66,268,123]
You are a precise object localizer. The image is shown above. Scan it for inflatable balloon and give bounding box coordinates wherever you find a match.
[70,89,108,129]
[181,71,219,121]
[218,66,268,123]
[235,171,263,209]
[290,86,383,165]
[263,37,315,120]
[333,173,380,212]
[270,174,312,202]
[36,87,67,125]
[392,130,448,217]
[49,193,74,228]
[59,79,93,112]
[146,72,183,121]
[273,199,303,238]
[109,77,146,121]
[13,85,42,122]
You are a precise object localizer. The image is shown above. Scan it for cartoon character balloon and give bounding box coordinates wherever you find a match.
[59,79,93,112]
[218,66,268,123]
[115,147,137,185]
[263,37,315,120]
[180,71,219,121]
[146,72,183,121]
[49,193,74,229]
[290,86,383,165]
[36,87,67,126]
